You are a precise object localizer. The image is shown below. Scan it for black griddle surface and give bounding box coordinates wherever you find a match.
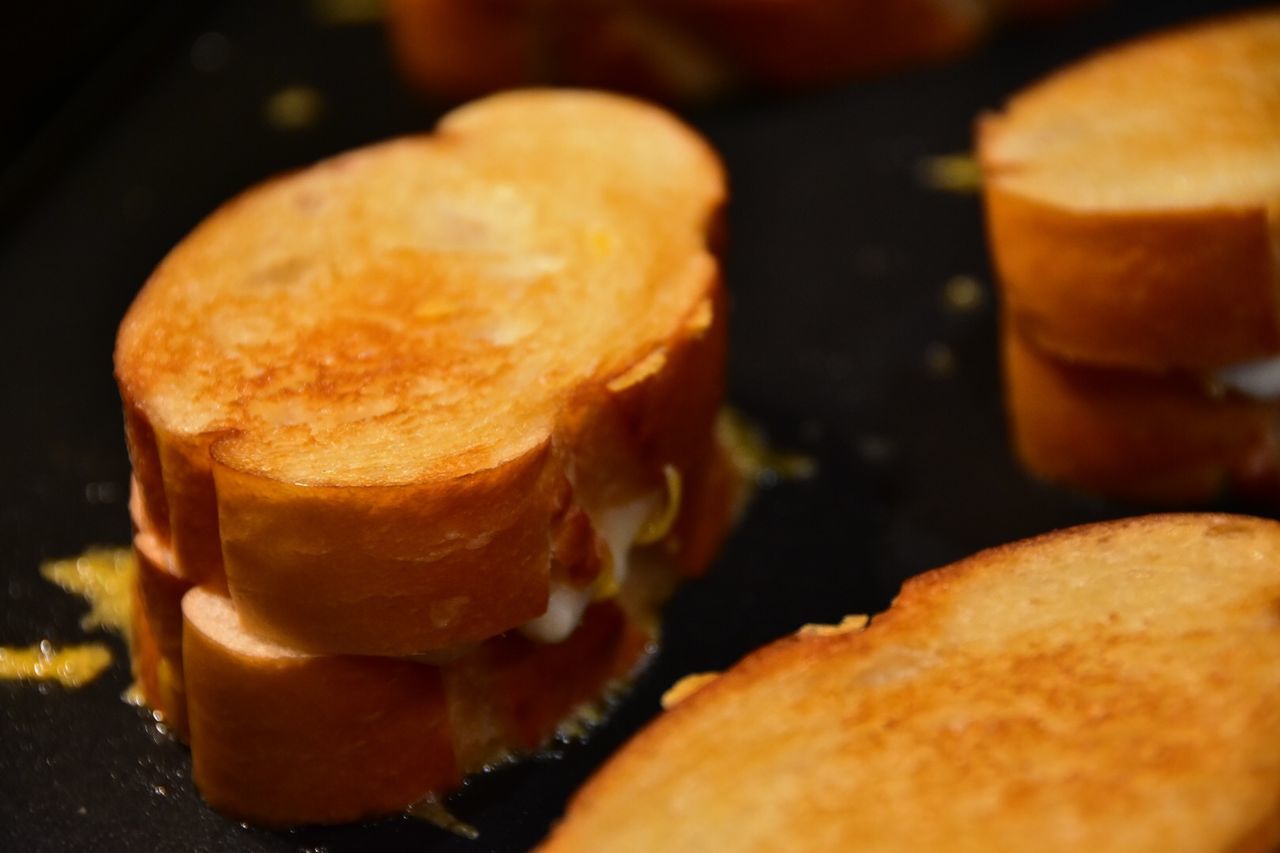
[1,1,1271,850]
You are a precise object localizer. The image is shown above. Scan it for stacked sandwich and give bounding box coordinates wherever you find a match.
[981,10,1280,502]
[386,0,1101,103]
[115,90,742,826]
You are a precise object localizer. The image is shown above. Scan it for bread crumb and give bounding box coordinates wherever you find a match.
[923,342,956,377]
[799,614,869,637]
[661,672,719,709]
[264,86,325,131]
[917,154,982,193]
[941,275,985,314]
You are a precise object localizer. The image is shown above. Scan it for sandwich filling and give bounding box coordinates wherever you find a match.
[1214,356,1280,400]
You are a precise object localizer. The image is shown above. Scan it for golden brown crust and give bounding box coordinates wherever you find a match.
[984,180,1279,370]
[130,481,193,737]
[1002,326,1278,503]
[183,586,461,827]
[543,514,1280,851]
[115,90,729,654]
[129,565,188,741]
[446,600,652,763]
[133,532,190,682]
[181,587,655,826]
[128,509,657,826]
[980,10,1280,371]
[215,441,558,655]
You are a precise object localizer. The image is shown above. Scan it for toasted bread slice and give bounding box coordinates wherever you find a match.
[183,585,460,826]
[442,598,652,771]
[131,529,191,739]
[129,480,192,737]
[182,583,651,826]
[1003,326,1279,503]
[980,10,1280,370]
[115,90,727,655]
[543,514,1280,851]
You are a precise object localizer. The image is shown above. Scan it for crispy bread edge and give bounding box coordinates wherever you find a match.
[541,513,1280,851]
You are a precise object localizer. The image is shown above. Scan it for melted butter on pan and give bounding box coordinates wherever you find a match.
[717,408,816,485]
[916,153,982,193]
[0,640,113,688]
[40,548,136,633]
[0,547,135,690]
[406,794,480,840]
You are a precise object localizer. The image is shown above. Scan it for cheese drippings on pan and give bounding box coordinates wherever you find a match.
[40,548,136,634]
[0,641,112,688]
[0,548,136,690]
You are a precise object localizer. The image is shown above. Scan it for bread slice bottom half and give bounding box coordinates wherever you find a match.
[130,523,658,826]
[1002,325,1280,502]
[979,10,1280,372]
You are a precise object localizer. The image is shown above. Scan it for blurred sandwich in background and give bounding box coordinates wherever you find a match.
[982,9,1280,502]
[386,0,1103,102]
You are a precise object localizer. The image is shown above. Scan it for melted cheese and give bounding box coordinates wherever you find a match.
[520,489,660,643]
[0,547,137,691]
[40,548,136,633]
[0,641,112,688]
[521,584,594,644]
[1214,357,1280,400]
[716,409,816,484]
[406,794,479,840]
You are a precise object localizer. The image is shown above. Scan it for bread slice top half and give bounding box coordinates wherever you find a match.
[115,89,724,488]
[980,10,1280,369]
[981,10,1280,211]
[543,514,1280,852]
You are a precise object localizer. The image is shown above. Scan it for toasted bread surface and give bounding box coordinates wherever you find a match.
[1003,326,1278,502]
[115,90,727,654]
[444,600,652,770]
[543,515,1280,852]
[132,531,191,735]
[981,10,1280,369]
[180,583,654,825]
[183,585,460,826]
[129,570,188,741]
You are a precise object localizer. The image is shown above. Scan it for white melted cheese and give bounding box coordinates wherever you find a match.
[519,492,659,644]
[519,584,594,645]
[1215,357,1280,400]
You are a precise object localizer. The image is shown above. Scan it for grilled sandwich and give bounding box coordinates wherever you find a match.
[981,10,1280,501]
[115,88,741,825]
